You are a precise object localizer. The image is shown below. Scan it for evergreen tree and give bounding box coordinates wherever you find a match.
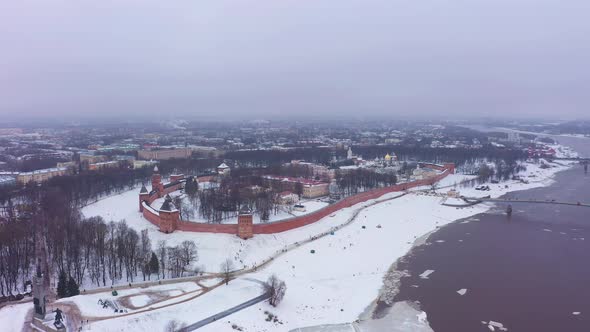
[67,276,80,297]
[57,271,68,298]
[149,252,159,276]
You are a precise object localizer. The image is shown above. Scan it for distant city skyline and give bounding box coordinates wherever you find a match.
[1,0,589,121]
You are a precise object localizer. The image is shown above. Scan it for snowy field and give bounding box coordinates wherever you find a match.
[194,162,574,331]
[88,279,261,331]
[0,302,30,332]
[150,192,329,224]
[82,189,402,275]
[197,193,491,332]
[56,282,200,317]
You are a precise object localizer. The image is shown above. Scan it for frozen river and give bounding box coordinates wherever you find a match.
[393,129,590,331]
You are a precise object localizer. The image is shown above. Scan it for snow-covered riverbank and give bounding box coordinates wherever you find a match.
[192,160,575,332]
[2,158,573,332]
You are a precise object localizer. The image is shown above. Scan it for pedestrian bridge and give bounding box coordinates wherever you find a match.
[443,196,590,208]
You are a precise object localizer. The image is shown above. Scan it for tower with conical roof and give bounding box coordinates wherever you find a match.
[151,165,164,196]
[158,195,179,233]
[139,183,150,212]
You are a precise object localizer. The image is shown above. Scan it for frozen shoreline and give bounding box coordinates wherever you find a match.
[356,159,577,331]
[192,160,575,332]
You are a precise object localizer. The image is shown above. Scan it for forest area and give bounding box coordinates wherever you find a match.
[1,187,200,298]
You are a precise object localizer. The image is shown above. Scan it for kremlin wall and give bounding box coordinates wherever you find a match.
[139,163,455,239]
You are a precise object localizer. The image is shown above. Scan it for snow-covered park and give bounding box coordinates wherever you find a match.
[56,281,202,318]
[150,191,330,225]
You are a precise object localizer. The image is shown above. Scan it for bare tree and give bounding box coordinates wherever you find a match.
[139,229,152,281]
[430,181,438,192]
[167,246,183,278]
[157,240,167,280]
[264,274,287,307]
[220,258,234,285]
[164,319,186,332]
[179,241,198,272]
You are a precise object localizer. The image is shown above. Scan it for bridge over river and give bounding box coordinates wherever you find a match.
[443,196,590,208]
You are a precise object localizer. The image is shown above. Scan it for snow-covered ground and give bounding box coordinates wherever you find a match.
[0,302,30,332]
[0,150,578,332]
[150,192,329,224]
[196,192,491,332]
[39,158,574,332]
[549,144,579,159]
[447,160,572,200]
[56,282,200,317]
[82,189,400,275]
[70,159,573,332]
[88,279,261,331]
[129,295,151,307]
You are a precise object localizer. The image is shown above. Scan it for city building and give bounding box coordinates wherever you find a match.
[412,165,439,180]
[507,132,520,143]
[133,160,158,169]
[262,175,330,198]
[16,167,70,184]
[289,160,335,179]
[138,148,193,160]
[79,153,108,164]
[88,160,122,171]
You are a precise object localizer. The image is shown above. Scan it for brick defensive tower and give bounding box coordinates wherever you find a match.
[139,184,150,212]
[159,195,179,233]
[151,165,164,197]
[237,206,253,239]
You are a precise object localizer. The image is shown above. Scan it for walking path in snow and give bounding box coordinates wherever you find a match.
[179,292,271,331]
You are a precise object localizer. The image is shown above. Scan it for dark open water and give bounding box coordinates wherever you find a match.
[395,134,590,332]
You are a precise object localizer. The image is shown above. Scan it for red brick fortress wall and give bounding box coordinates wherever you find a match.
[252,167,451,234]
[139,164,454,235]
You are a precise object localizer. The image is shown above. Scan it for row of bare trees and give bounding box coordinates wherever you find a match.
[335,168,398,196]
[156,240,199,279]
[0,185,199,296]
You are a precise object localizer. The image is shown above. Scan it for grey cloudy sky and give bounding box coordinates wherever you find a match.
[1,0,589,121]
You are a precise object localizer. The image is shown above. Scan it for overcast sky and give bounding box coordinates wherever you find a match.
[1,0,589,122]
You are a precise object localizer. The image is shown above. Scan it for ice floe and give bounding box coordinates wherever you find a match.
[419,270,435,279]
[482,320,508,331]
